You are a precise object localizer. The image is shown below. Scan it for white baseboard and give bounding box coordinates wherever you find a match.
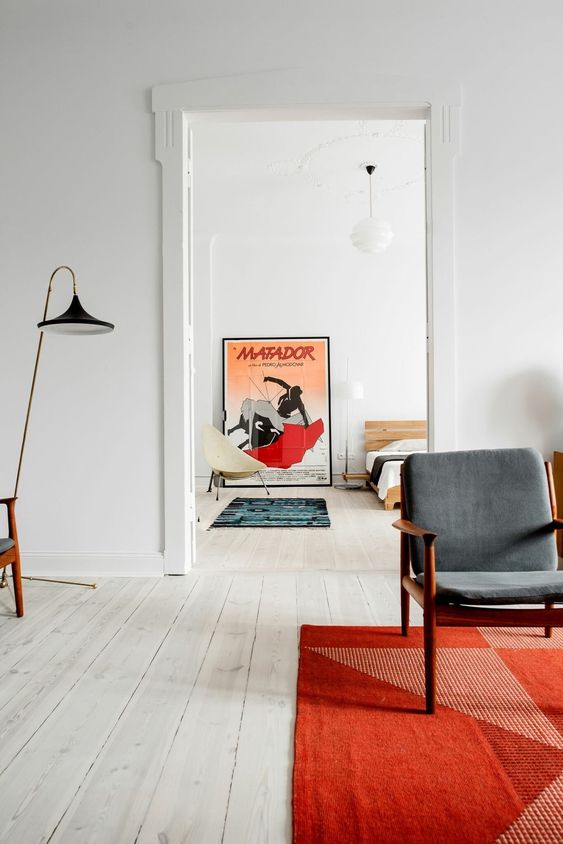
[21,552,164,578]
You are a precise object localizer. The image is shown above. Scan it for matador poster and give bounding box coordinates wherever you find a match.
[223,337,332,486]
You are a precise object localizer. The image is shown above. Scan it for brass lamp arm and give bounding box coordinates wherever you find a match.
[14,266,78,498]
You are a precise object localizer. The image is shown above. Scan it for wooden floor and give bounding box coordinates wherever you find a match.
[0,565,420,843]
[196,485,399,570]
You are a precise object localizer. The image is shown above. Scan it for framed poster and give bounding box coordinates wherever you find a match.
[223,337,332,486]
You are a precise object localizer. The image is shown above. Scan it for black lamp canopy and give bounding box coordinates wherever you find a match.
[38,292,114,335]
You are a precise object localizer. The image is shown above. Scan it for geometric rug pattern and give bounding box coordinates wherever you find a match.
[209,497,330,528]
[294,625,563,844]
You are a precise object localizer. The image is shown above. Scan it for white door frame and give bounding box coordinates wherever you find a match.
[152,69,460,574]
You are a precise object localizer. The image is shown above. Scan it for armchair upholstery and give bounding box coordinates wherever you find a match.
[393,448,562,713]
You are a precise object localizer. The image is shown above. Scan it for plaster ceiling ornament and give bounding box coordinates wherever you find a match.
[267,121,423,202]
[350,164,394,254]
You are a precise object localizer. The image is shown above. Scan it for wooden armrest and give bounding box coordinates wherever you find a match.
[551,519,563,531]
[0,497,16,505]
[392,519,437,542]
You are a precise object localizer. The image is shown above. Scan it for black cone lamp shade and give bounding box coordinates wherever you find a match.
[38,293,114,335]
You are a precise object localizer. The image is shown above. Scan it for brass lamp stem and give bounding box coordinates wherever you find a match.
[1,266,97,591]
[14,266,77,498]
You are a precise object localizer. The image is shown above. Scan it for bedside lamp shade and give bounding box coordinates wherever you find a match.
[345,380,364,401]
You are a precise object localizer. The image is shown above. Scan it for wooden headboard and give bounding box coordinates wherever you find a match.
[365,420,427,452]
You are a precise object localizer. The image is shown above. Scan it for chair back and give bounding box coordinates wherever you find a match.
[202,425,267,474]
[402,448,557,575]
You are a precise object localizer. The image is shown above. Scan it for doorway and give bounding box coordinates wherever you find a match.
[153,71,459,573]
[192,117,428,570]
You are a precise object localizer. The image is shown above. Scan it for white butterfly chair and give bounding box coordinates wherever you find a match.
[202,425,270,500]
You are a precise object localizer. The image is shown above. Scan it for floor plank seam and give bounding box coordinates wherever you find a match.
[221,576,264,843]
[133,576,235,844]
[0,579,161,779]
[0,579,129,698]
[356,574,378,624]
[44,577,200,844]
[322,576,333,624]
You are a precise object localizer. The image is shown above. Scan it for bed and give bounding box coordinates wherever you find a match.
[342,420,427,510]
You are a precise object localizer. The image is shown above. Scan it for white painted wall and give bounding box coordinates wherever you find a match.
[1,1,562,567]
[192,121,427,478]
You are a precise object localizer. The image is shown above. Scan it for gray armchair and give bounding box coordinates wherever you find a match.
[393,448,563,714]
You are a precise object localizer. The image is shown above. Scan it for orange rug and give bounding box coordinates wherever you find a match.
[293,625,563,844]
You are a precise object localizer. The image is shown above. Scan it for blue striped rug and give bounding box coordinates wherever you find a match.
[209,497,330,528]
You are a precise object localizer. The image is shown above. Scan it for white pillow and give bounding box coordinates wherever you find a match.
[380,438,427,452]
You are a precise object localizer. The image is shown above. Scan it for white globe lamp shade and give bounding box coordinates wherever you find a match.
[345,380,364,400]
[350,217,394,254]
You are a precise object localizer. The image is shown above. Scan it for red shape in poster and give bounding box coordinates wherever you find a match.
[246,419,324,469]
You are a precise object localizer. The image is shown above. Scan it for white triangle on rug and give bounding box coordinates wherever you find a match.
[308,646,563,750]
[494,771,563,843]
[479,626,563,649]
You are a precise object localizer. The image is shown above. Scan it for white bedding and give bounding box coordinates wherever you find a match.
[365,449,425,500]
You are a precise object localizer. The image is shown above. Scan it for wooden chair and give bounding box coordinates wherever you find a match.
[0,497,24,617]
[393,448,563,714]
[202,425,270,500]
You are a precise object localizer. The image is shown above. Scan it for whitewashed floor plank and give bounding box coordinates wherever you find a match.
[50,574,232,844]
[358,573,401,625]
[0,579,92,648]
[0,578,156,773]
[323,573,376,625]
[296,572,331,626]
[0,576,190,843]
[223,574,298,844]
[136,575,263,844]
[0,578,128,694]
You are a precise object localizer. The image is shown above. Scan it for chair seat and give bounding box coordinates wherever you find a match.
[0,538,15,555]
[415,570,563,604]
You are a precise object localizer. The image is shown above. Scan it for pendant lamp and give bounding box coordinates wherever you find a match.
[350,165,394,254]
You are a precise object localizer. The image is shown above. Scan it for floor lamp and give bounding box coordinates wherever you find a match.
[334,368,364,490]
[0,265,114,592]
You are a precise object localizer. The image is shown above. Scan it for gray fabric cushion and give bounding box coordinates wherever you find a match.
[415,571,563,604]
[403,448,557,576]
[0,538,14,555]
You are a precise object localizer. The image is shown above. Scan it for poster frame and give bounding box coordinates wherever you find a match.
[222,336,332,488]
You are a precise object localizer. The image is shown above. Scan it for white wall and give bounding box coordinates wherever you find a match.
[192,120,427,478]
[1,1,562,568]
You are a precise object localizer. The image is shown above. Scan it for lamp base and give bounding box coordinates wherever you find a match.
[22,575,96,589]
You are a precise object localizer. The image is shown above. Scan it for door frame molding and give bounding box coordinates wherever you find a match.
[152,69,460,573]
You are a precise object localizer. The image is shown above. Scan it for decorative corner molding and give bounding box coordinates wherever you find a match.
[439,104,460,152]
[155,110,182,163]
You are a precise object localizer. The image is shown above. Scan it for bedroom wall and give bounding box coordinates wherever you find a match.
[1,1,562,569]
[192,121,427,480]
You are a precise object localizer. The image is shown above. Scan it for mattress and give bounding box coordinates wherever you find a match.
[365,450,425,501]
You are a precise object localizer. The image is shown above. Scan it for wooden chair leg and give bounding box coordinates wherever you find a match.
[207,471,214,493]
[423,601,436,714]
[400,582,410,637]
[399,532,410,636]
[216,475,220,501]
[11,553,24,618]
[6,499,24,618]
[545,601,554,638]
